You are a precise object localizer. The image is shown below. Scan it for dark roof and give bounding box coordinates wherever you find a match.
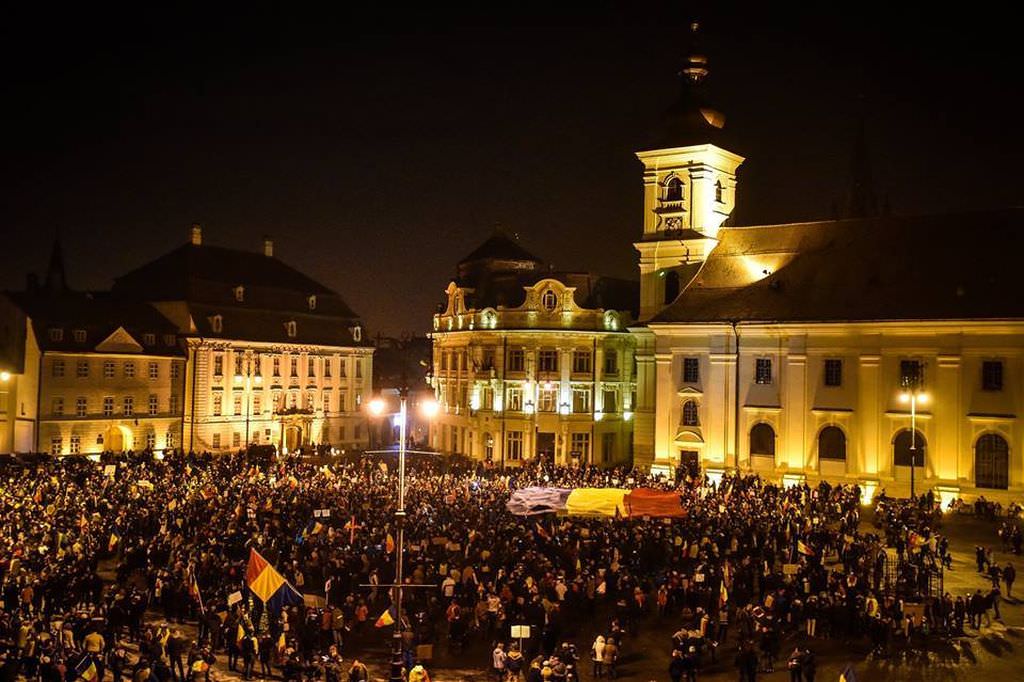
[5,291,183,355]
[188,303,364,347]
[463,271,639,318]
[112,243,359,319]
[458,231,542,266]
[641,84,735,152]
[652,208,1024,324]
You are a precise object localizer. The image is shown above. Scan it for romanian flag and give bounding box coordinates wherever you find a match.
[908,531,926,549]
[75,655,98,682]
[797,540,815,556]
[719,581,729,608]
[188,570,205,614]
[246,548,303,612]
[168,499,178,512]
[236,624,247,644]
[839,664,857,682]
[386,533,395,554]
[108,533,120,552]
[375,606,395,628]
[277,632,287,655]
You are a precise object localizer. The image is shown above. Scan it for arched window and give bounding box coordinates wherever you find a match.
[749,423,775,456]
[976,433,1009,489]
[308,295,317,311]
[285,320,297,338]
[541,289,558,312]
[682,400,699,426]
[715,180,724,203]
[818,426,846,460]
[664,176,684,202]
[234,285,245,302]
[893,429,927,467]
[663,270,680,305]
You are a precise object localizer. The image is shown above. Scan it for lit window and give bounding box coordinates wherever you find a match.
[308,295,317,311]
[210,315,223,334]
[755,358,772,385]
[69,435,80,455]
[572,387,591,413]
[572,350,592,374]
[570,432,590,459]
[273,357,281,376]
[285,320,297,338]
[50,437,62,456]
[290,357,298,377]
[212,394,222,416]
[506,387,523,412]
[213,354,224,377]
[234,285,245,302]
[505,431,523,461]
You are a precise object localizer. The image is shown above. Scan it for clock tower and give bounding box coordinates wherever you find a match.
[634,22,744,322]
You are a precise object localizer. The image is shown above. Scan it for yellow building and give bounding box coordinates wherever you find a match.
[111,225,373,453]
[633,28,1024,501]
[0,243,184,455]
[430,232,638,466]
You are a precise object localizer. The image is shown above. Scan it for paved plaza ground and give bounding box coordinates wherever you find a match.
[126,510,1024,681]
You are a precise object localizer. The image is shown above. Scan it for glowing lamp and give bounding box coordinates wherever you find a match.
[623,410,633,421]
[234,374,243,384]
[0,370,10,382]
[558,402,570,416]
[419,398,440,419]
[367,397,386,416]
[899,393,910,404]
[523,400,535,415]
[593,410,604,422]
[254,375,263,385]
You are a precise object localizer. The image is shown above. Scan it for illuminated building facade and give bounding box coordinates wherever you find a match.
[0,243,185,455]
[430,232,638,466]
[635,27,1024,501]
[112,225,372,453]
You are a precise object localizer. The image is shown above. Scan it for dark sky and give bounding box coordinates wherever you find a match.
[2,4,1021,336]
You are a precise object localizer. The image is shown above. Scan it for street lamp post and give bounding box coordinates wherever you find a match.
[368,390,439,682]
[899,387,928,499]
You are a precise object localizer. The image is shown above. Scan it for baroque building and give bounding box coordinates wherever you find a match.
[634,26,1024,501]
[430,232,638,466]
[111,225,372,453]
[0,243,185,455]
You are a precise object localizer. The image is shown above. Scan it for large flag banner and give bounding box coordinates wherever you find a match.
[564,488,628,518]
[624,488,686,518]
[75,655,98,682]
[246,548,303,611]
[797,540,815,556]
[375,606,396,628]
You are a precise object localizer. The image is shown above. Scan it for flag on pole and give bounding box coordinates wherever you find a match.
[74,655,98,682]
[375,606,395,628]
[188,570,205,614]
[386,533,395,554]
[246,548,303,612]
[344,516,362,544]
[277,632,287,655]
[839,664,858,682]
[108,533,120,552]
[797,540,815,556]
[719,581,729,608]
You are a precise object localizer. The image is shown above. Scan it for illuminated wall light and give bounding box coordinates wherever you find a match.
[859,480,878,506]
[493,396,503,413]
[935,485,960,511]
[623,410,633,421]
[524,400,535,415]
[0,370,11,382]
[558,402,570,416]
[593,410,604,422]
[470,392,481,411]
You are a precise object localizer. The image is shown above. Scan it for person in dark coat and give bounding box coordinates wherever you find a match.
[1004,562,1016,599]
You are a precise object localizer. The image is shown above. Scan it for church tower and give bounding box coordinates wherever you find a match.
[632,22,743,471]
[635,22,744,321]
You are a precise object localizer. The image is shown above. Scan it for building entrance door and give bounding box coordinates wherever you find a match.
[105,426,125,452]
[284,425,303,453]
[536,432,555,461]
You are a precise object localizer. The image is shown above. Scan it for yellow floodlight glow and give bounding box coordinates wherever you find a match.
[367,397,386,416]
[419,398,440,419]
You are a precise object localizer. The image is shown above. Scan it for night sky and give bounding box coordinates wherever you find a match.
[2,4,1021,336]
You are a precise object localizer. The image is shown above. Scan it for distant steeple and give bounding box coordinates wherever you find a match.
[44,232,69,294]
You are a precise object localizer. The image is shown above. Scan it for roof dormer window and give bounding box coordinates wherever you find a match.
[143,333,155,346]
[73,329,87,343]
[285,320,297,338]
[234,285,245,302]
[541,289,558,312]
[210,315,223,334]
[352,325,362,342]
[308,295,317,311]
[49,328,63,342]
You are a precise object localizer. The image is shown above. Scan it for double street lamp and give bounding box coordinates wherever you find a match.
[898,386,928,499]
[366,390,439,682]
[234,352,263,448]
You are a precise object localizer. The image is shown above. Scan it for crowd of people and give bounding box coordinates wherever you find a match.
[0,448,1020,682]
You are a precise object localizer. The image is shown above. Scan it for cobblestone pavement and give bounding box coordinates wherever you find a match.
[118,512,1024,681]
